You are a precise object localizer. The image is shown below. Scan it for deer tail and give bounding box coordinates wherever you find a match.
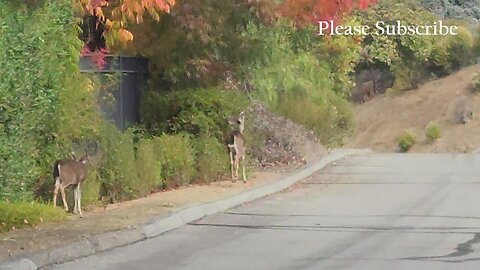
[52,161,61,180]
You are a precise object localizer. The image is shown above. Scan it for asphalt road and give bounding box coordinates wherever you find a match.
[45,153,480,270]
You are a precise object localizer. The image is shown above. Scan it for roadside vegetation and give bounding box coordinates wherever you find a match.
[398,130,418,152]
[1,0,479,232]
[0,202,68,233]
[425,122,442,142]
[472,73,480,92]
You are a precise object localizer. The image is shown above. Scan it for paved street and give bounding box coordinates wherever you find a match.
[46,153,480,270]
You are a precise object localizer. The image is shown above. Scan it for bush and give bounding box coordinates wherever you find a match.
[355,0,475,91]
[398,130,417,152]
[154,134,196,188]
[79,172,102,208]
[0,1,87,202]
[136,138,162,196]
[0,201,68,233]
[472,73,480,92]
[97,124,140,202]
[445,24,474,69]
[194,136,230,183]
[240,22,353,145]
[425,122,441,141]
[276,95,353,146]
[141,87,249,142]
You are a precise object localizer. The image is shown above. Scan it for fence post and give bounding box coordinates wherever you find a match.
[79,54,149,130]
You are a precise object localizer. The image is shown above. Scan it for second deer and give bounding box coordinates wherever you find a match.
[228,111,247,183]
[52,153,89,215]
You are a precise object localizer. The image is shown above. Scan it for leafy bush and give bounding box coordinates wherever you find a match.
[0,201,68,233]
[79,173,102,208]
[136,138,162,196]
[425,122,441,141]
[194,136,229,183]
[0,1,88,202]
[142,87,249,142]
[398,130,417,152]
[444,24,474,70]
[124,0,274,89]
[154,134,196,188]
[97,124,140,202]
[472,73,480,92]
[239,22,353,145]
[276,95,353,146]
[355,0,475,91]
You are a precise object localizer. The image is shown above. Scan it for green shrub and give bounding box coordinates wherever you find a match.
[141,87,249,142]
[472,73,480,92]
[80,172,102,208]
[276,94,353,146]
[355,0,475,91]
[136,138,162,196]
[398,130,417,152]
[154,134,196,188]
[97,124,140,202]
[0,201,68,233]
[240,22,353,145]
[425,122,441,141]
[194,136,229,183]
[445,24,474,69]
[0,0,87,202]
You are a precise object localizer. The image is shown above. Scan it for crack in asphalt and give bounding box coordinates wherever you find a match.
[403,233,480,263]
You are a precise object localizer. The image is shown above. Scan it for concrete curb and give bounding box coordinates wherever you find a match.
[0,148,371,270]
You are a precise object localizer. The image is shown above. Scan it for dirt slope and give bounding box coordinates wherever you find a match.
[347,64,480,153]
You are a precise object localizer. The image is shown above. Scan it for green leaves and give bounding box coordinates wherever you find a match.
[141,87,249,141]
[354,0,475,91]
[0,1,87,202]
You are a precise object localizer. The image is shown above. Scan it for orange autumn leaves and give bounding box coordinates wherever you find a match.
[77,0,175,46]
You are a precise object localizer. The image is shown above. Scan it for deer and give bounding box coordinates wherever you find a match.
[227,111,247,183]
[52,152,89,215]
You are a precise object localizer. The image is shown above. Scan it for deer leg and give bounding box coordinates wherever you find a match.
[60,186,68,212]
[242,155,246,183]
[77,183,82,215]
[229,149,235,182]
[53,178,60,208]
[73,186,78,214]
[235,155,240,180]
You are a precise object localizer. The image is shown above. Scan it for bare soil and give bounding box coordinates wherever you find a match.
[347,64,480,153]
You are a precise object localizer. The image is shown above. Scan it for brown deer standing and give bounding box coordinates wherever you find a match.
[228,111,247,183]
[52,153,89,215]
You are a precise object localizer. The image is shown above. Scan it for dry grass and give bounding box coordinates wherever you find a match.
[347,65,480,153]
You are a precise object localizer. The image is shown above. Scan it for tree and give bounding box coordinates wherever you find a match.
[278,0,376,27]
[75,0,176,50]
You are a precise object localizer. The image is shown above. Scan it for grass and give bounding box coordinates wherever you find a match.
[398,130,417,152]
[425,122,441,142]
[0,201,68,233]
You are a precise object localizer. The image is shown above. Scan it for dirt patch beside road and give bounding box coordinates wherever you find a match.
[347,65,480,153]
[0,171,285,263]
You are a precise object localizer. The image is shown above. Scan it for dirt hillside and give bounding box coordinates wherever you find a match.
[347,64,480,153]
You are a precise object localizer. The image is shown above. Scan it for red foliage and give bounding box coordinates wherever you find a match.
[81,45,109,70]
[278,0,376,27]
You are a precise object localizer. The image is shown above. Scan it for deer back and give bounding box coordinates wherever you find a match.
[53,158,88,186]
